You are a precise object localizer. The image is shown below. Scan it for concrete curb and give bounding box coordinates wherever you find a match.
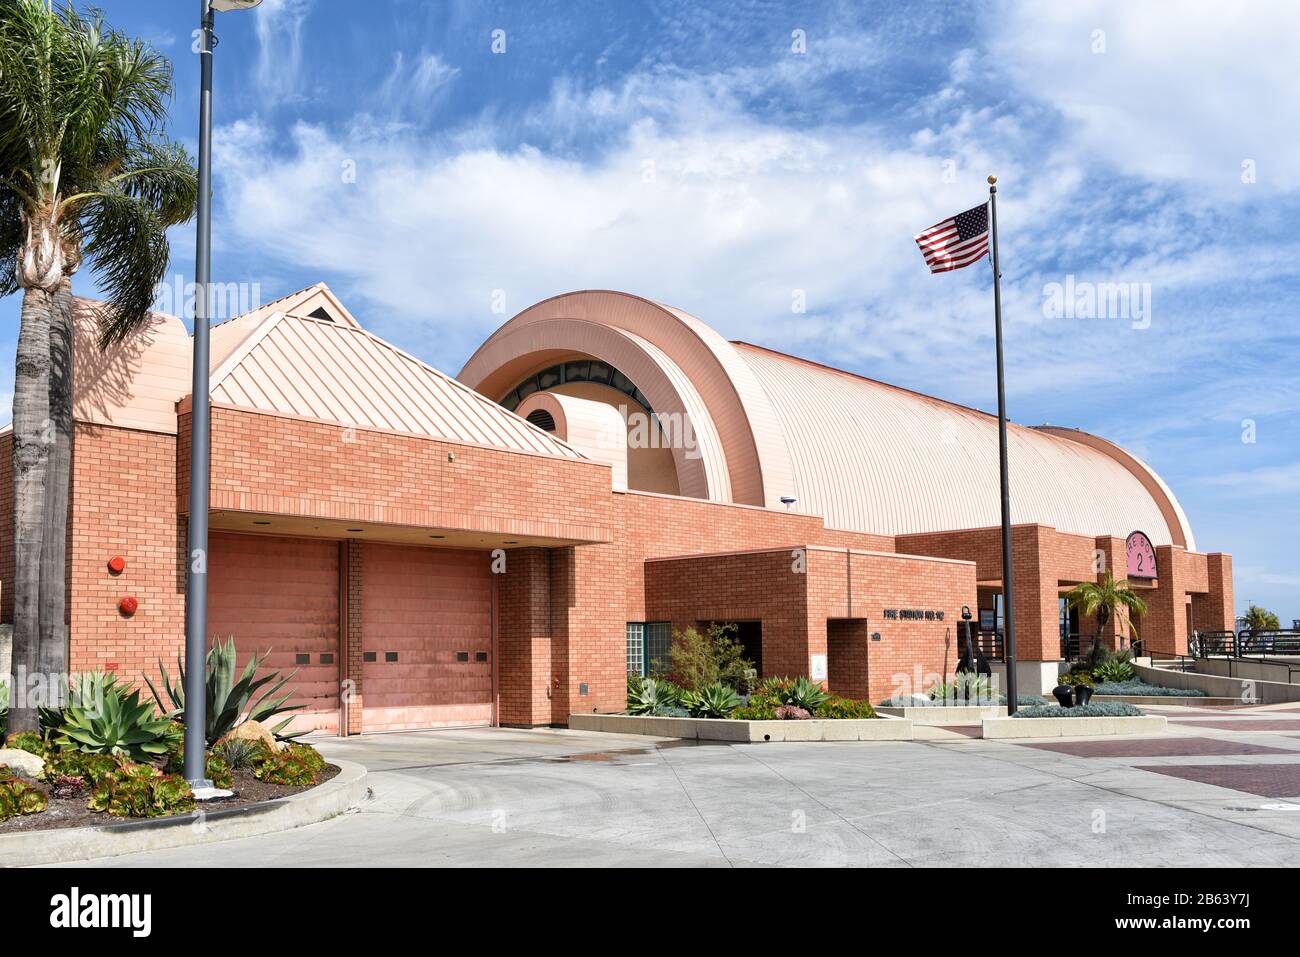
[981,715,1167,739]
[877,705,1006,725]
[0,759,368,868]
[569,713,914,742]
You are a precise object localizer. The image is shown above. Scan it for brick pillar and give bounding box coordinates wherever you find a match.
[1010,526,1057,661]
[497,547,553,726]
[1145,546,1189,656]
[344,540,363,734]
[1092,536,1127,651]
[1196,553,1235,632]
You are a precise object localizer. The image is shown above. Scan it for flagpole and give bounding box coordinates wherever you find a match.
[988,174,1019,715]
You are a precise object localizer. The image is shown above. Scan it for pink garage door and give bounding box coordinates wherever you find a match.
[361,544,494,732]
[207,532,341,735]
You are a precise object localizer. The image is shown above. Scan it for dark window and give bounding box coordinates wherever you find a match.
[307,306,335,322]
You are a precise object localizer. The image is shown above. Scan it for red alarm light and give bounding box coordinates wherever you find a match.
[118,596,138,617]
[108,555,126,574]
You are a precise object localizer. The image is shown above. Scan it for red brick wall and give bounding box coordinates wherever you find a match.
[646,545,976,705]
[193,406,615,543]
[344,539,363,733]
[68,423,185,689]
[496,547,554,726]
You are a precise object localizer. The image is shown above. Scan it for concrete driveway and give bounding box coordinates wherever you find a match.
[51,709,1300,868]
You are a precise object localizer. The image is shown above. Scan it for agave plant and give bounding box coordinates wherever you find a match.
[627,678,681,716]
[684,682,742,719]
[52,678,174,762]
[775,676,830,713]
[145,637,303,746]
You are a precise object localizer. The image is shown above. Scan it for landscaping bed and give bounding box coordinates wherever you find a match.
[0,761,339,835]
[0,639,337,835]
[1092,680,1206,697]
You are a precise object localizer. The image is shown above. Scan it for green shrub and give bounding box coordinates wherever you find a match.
[4,730,46,756]
[815,696,876,719]
[41,751,122,790]
[733,702,776,720]
[667,623,755,693]
[1012,702,1143,718]
[88,762,195,818]
[254,743,325,787]
[680,682,742,719]
[1093,652,1135,683]
[52,677,174,762]
[1058,670,1095,688]
[145,636,304,746]
[0,766,49,820]
[627,678,684,716]
[1092,680,1206,697]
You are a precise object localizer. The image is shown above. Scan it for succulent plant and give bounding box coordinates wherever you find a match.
[0,767,49,820]
[682,682,742,719]
[145,637,303,746]
[52,677,174,762]
[775,676,830,713]
[627,678,682,716]
[88,762,195,818]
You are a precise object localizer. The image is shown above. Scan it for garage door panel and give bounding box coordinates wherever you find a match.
[208,532,340,735]
[361,544,493,732]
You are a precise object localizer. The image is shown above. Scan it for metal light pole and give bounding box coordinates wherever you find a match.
[184,0,263,790]
[987,174,1019,716]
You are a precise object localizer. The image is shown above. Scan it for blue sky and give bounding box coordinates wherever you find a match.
[2,0,1297,622]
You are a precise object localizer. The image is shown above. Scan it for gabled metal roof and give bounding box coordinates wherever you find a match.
[209,310,584,459]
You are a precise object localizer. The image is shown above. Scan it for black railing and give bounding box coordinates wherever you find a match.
[1060,634,1102,662]
[1237,630,1300,656]
[965,629,1004,662]
[1192,629,1300,658]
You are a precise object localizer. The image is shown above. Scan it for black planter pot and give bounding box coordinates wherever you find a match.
[1074,685,1094,707]
[1052,685,1074,708]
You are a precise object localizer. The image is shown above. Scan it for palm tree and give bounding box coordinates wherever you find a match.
[1241,604,1280,635]
[1064,572,1149,655]
[0,0,196,731]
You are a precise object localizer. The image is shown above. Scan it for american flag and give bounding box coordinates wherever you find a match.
[914,202,989,273]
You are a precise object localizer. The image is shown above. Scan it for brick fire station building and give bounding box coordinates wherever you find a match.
[0,285,1234,734]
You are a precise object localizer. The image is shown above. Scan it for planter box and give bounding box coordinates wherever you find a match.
[981,715,1167,739]
[568,712,914,742]
[877,705,1006,725]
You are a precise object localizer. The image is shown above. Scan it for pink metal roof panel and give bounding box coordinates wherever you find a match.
[210,313,583,459]
[734,342,1176,543]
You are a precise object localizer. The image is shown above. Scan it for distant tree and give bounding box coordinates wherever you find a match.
[1241,605,1280,635]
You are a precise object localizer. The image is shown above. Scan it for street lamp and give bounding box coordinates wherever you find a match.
[184,0,263,792]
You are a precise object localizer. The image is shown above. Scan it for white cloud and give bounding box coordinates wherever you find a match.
[994,0,1300,191]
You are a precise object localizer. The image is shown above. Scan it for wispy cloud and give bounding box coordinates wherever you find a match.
[254,0,314,105]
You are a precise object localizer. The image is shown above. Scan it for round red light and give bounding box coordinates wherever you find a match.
[118,595,138,617]
[108,555,126,574]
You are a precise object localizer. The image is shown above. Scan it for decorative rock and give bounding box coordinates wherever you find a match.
[0,748,46,780]
[217,719,280,753]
